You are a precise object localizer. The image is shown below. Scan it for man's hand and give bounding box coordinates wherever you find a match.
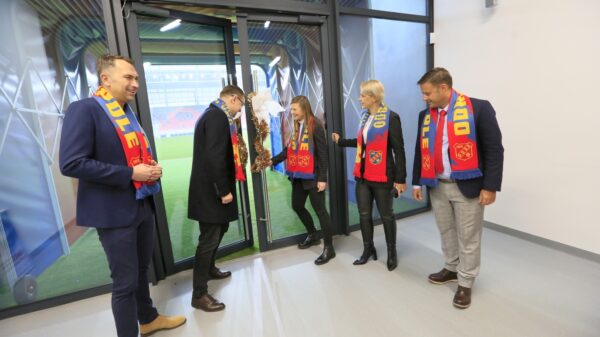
[132,162,162,182]
[317,182,327,192]
[331,133,340,144]
[413,188,423,202]
[221,193,233,204]
[479,189,496,206]
[394,183,406,196]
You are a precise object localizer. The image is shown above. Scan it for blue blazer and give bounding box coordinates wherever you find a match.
[59,98,139,228]
[412,97,504,198]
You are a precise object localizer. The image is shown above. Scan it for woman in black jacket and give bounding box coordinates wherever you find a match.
[332,80,406,271]
[271,95,335,265]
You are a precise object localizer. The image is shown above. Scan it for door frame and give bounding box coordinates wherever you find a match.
[237,12,340,252]
[124,2,254,276]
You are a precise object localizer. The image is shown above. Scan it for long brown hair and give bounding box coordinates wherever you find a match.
[291,95,318,139]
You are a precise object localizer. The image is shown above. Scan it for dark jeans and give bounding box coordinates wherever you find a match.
[97,198,159,337]
[192,222,229,297]
[355,179,396,245]
[291,179,333,245]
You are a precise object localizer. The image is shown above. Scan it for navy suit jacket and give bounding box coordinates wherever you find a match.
[59,97,141,228]
[412,98,504,198]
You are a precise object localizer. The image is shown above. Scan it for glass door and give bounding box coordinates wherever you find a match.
[238,14,332,251]
[125,4,253,274]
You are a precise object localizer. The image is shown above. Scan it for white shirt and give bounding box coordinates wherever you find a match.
[297,120,304,144]
[361,114,375,158]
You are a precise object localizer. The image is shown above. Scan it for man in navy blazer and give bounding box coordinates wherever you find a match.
[59,55,185,337]
[412,68,504,309]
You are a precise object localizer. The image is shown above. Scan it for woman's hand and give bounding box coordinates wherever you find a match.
[317,182,327,192]
[331,133,340,144]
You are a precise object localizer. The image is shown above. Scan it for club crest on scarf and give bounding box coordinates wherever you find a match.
[93,86,160,200]
[286,117,316,179]
[211,98,246,182]
[419,90,482,187]
[353,103,390,182]
[369,150,383,165]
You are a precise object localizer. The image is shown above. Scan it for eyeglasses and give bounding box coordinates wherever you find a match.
[233,95,246,104]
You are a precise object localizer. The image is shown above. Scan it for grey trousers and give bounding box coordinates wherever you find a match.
[429,182,484,288]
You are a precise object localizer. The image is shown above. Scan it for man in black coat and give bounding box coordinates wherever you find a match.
[188,85,246,312]
[412,68,503,309]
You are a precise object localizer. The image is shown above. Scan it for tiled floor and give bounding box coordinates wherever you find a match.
[2,213,599,337]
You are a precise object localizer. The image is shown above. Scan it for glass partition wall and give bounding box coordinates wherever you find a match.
[339,15,430,227]
[0,0,432,318]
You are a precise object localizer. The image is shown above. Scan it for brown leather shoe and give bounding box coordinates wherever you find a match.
[139,314,186,336]
[191,293,226,312]
[210,267,232,280]
[428,268,458,284]
[453,286,472,309]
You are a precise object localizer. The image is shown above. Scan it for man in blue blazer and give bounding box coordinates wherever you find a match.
[412,67,504,309]
[59,55,185,337]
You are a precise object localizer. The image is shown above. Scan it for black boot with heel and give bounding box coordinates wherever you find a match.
[353,243,377,265]
[386,243,397,271]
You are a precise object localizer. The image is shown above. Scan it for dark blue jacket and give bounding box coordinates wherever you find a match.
[412,98,504,198]
[59,98,139,228]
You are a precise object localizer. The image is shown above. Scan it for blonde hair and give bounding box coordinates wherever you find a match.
[360,80,385,103]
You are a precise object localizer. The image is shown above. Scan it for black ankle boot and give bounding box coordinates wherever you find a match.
[353,243,377,265]
[315,245,336,265]
[298,233,320,249]
[387,243,397,271]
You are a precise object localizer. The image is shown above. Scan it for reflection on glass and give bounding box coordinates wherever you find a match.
[340,16,429,225]
[338,0,427,16]
[247,21,329,242]
[0,0,110,311]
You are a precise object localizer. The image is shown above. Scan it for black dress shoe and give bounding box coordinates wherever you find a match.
[386,244,397,271]
[453,286,472,309]
[191,293,225,312]
[353,243,377,265]
[298,233,320,249]
[314,245,336,265]
[428,268,458,284]
[210,267,232,280]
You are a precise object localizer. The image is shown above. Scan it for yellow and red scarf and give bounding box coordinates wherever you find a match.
[353,104,390,183]
[419,90,482,186]
[286,117,315,180]
[211,99,246,182]
[93,87,160,199]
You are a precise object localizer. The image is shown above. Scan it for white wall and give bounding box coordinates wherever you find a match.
[434,0,600,254]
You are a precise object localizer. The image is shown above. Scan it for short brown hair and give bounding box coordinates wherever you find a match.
[417,67,453,87]
[96,54,135,85]
[219,85,245,99]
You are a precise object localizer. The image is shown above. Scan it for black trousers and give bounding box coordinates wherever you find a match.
[355,179,396,245]
[192,222,229,297]
[97,198,158,337]
[291,179,333,245]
